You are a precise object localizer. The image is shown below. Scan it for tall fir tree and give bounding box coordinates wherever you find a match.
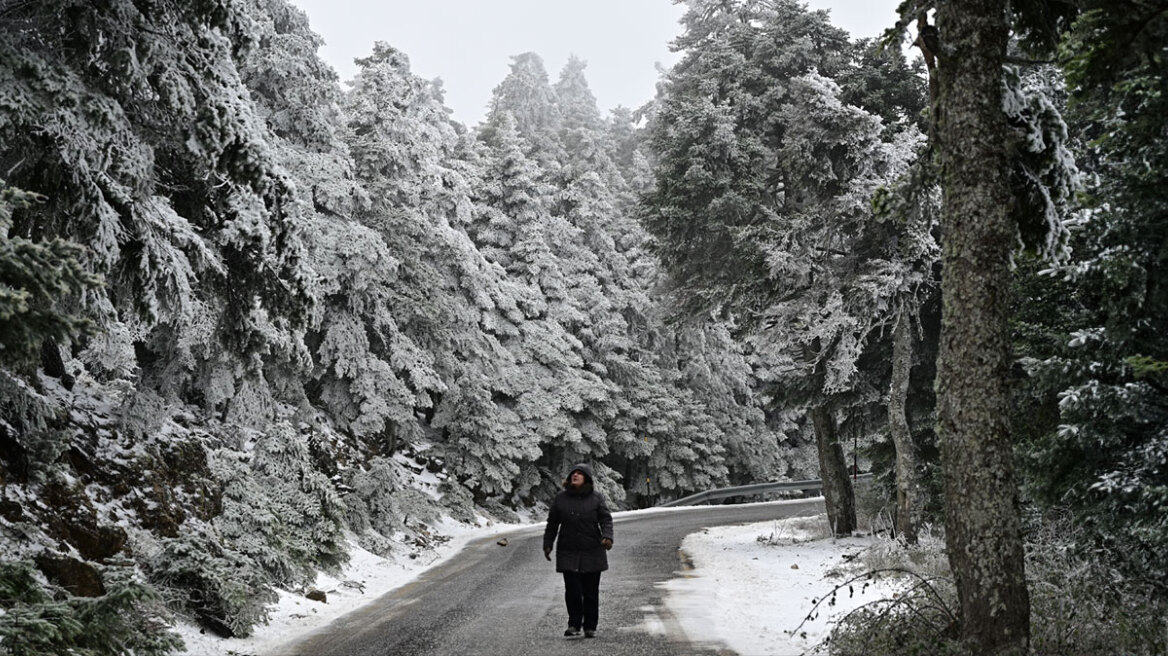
[0,0,312,416]
[479,52,564,169]
[642,0,930,530]
[931,0,1031,650]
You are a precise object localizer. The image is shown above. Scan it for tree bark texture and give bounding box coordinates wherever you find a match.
[809,404,856,536]
[888,310,920,545]
[934,1,1030,653]
[804,343,855,536]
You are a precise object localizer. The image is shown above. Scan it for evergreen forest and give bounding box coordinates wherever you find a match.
[0,0,1165,654]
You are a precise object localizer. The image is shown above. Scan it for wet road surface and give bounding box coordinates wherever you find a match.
[277,498,825,656]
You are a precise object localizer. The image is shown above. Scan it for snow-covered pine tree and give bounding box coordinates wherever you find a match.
[479,52,565,170]
[872,1,1085,647]
[0,0,312,414]
[468,111,615,498]
[0,187,101,375]
[0,559,182,655]
[235,8,432,451]
[340,42,490,439]
[603,106,653,195]
[551,56,784,500]
[342,44,572,501]
[0,0,322,645]
[213,423,348,588]
[643,0,932,532]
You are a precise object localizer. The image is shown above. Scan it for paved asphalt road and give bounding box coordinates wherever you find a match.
[279,498,825,656]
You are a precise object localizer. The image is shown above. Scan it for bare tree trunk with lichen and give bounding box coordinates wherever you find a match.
[933,0,1031,653]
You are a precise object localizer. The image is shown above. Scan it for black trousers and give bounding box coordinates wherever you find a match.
[562,571,602,630]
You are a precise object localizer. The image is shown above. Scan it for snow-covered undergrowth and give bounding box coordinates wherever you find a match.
[662,514,906,656]
[172,515,513,656]
[803,512,1168,656]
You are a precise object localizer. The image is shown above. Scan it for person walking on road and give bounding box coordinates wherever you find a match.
[543,463,614,638]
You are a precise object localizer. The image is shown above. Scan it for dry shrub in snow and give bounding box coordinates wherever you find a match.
[1025,509,1168,656]
[826,509,1168,655]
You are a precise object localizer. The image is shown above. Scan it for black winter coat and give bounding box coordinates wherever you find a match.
[543,465,614,573]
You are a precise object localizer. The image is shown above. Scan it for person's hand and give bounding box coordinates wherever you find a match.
[601,538,613,551]
[543,546,552,561]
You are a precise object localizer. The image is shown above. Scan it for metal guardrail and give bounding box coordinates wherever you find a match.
[658,473,874,507]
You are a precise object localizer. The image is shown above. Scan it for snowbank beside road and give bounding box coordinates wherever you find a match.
[172,516,510,656]
[663,516,893,655]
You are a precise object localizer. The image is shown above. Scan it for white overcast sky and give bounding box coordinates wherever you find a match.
[288,0,904,126]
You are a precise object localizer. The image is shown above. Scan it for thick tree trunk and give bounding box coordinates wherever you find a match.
[809,404,856,536]
[934,1,1030,653]
[888,310,920,545]
[804,343,855,536]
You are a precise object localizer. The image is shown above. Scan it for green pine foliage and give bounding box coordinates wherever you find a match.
[0,187,101,372]
[1017,0,1168,588]
[146,529,277,638]
[0,561,183,656]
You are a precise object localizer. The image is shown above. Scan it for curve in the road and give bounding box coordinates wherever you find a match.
[278,498,825,656]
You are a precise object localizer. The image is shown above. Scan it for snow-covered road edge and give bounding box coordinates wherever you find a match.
[174,505,895,656]
[661,515,896,656]
[173,514,525,656]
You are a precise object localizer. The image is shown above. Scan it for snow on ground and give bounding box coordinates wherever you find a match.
[172,516,513,656]
[173,506,895,656]
[662,515,895,656]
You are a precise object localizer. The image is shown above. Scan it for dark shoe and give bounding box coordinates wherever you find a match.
[584,630,596,638]
[564,627,581,637]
